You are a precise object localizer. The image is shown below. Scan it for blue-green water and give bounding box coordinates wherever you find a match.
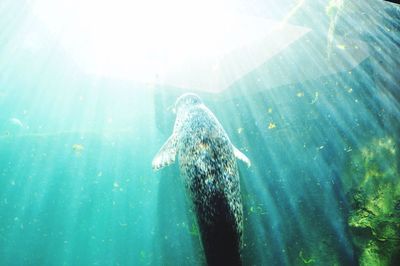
[1,0,399,265]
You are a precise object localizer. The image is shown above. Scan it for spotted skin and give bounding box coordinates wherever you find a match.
[153,93,248,266]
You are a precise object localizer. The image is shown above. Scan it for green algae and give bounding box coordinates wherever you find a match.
[345,137,400,265]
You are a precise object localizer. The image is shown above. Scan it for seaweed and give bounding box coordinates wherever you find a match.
[345,137,400,265]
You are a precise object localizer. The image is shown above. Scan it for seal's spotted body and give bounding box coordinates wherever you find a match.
[152,94,250,266]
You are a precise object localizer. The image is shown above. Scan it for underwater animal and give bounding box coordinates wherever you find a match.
[152,93,250,266]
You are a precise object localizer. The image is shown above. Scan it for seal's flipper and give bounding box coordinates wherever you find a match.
[152,135,178,171]
[233,146,251,167]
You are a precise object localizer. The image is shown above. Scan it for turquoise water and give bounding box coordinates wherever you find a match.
[1,0,399,265]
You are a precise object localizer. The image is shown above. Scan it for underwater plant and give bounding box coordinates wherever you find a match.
[345,137,400,265]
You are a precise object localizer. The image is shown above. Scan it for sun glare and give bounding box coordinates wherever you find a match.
[32,0,280,88]
[34,0,304,91]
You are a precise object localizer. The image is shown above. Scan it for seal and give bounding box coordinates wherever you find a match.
[152,93,250,266]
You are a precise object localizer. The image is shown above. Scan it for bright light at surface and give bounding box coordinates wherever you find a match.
[32,0,302,90]
[32,1,245,78]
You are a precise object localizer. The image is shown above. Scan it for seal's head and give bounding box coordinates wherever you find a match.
[174,93,202,113]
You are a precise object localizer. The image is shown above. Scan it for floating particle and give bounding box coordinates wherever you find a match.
[296,91,304,97]
[311,92,319,104]
[237,128,244,134]
[336,44,346,50]
[113,181,120,188]
[347,88,353,93]
[267,108,273,114]
[249,205,266,215]
[72,144,84,155]
[268,122,276,129]
[299,250,315,264]
[9,118,24,128]
[344,147,353,152]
